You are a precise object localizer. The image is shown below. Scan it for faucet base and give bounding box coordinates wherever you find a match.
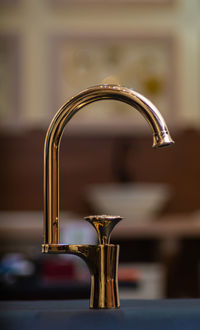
[89,244,120,309]
[42,243,120,309]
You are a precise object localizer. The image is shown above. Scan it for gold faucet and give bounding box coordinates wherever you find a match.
[42,84,174,309]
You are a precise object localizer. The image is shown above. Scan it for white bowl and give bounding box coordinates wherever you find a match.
[86,183,171,223]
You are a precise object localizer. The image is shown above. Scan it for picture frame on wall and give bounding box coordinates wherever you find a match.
[48,32,177,133]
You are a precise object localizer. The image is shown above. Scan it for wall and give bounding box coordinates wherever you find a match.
[1,129,200,217]
[0,0,200,130]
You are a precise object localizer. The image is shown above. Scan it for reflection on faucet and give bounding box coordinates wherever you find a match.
[42,84,174,309]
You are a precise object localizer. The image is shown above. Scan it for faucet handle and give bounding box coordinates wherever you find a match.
[84,215,122,245]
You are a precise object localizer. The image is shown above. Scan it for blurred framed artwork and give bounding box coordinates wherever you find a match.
[49,33,177,132]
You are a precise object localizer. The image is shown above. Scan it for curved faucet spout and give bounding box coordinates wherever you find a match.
[43,84,174,246]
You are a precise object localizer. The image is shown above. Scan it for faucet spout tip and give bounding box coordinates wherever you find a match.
[153,131,174,148]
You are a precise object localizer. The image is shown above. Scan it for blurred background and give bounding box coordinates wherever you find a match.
[0,0,200,301]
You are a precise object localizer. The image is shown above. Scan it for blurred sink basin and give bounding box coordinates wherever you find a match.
[86,183,171,223]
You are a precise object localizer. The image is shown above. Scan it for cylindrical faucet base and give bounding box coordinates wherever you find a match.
[89,244,120,309]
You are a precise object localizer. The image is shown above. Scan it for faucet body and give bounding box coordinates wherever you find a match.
[42,84,174,308]
[43,242,120,308]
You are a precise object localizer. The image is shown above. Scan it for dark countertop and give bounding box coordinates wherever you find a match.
[1,299,200,330]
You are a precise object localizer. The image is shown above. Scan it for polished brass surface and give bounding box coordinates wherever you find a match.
[42,84,174,309]
[42,241,120,308]
[84,215,122,245]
